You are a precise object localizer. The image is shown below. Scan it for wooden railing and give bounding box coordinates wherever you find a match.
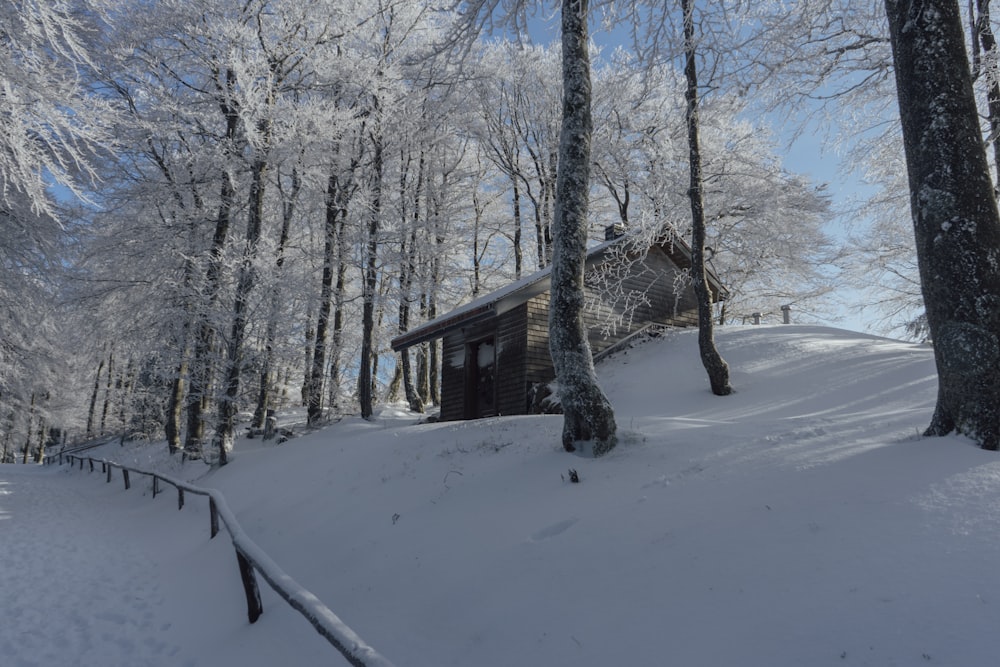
[51,452,394,667]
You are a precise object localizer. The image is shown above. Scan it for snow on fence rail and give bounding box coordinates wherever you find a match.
[46,452,394,667]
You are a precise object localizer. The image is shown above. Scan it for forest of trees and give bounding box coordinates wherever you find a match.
[3,0,999,462]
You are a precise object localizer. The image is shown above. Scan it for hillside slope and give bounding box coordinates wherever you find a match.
[6,325,1000,666]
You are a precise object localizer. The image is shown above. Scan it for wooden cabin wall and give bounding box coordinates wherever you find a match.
[584,246,699,355]
[440,331,467,422]
[495,305,529,417]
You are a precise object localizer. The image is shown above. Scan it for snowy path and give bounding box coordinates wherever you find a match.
[1,465,201,666]
[0,464,337,667]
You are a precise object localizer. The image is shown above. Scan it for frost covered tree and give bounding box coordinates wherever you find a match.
[680,0,730,395]
[449,0,616,454]
[885,0,1000,450]
[549,0,617,455]
[0,0,107,455]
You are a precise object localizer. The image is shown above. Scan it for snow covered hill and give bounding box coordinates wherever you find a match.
[4,325,1000,666]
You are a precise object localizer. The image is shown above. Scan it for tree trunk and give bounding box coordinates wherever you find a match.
[549,0,617,456]
[329,228,348,411]
[301,308,315,407]
[86,357,104,440]
[886,0,1000,450]
[308,170,350,426]
[213,118,271,464]
[165,349,188,453]
[359,128,383,420]
[100,348,115,435]
[185,75,240,457]
[682,0,732,397]
[22,392,36,464]
[512,175,523,279]
[254,165,300,429]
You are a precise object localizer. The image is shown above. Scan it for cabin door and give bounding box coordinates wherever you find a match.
[464,336,497,419]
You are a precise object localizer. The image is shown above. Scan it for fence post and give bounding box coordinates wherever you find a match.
[106,464,112,483]
[177,487,185,511]
[209,497,219,539]
[89,459,94,473]
[79,457,84,470]
[236,549,264,623]
[152,476,159,498]
[123,468,131,490]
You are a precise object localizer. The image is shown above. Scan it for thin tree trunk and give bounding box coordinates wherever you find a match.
[329,229,348,410]
[308,171,349,426]
[549,0,617,456]
[118,359,135,444]
[254,166,300,429]
[885,0,1000,450]
[682,0,732,397]
[402,148,426,412]
[33,417,46,464]
[302,308,315,406]
[22,392,35,464]
[512,176,523,279]
[185,74,240,457]
[86,357,104,440]
[359,126,383,420]
[100,348,115,435]
[213,109,272,464]
[165,349,188,453]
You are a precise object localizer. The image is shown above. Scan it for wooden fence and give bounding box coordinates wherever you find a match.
[47,452,394,667]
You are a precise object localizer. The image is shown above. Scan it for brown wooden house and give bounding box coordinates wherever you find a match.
[390,227,726,422]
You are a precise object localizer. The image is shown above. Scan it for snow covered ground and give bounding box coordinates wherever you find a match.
[4,325,1000,666]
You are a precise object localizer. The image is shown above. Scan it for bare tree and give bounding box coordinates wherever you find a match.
[681,0,731,396]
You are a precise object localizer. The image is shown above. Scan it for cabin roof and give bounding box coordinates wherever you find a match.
[390,229,726,352]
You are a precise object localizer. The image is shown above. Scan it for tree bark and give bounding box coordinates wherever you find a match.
[886,0,1000,450]
[86,357,104,440]
[682,0,732,397]
[359,127,383,420]
[185,70,240,457]
[549,0,617,456]
[253,165,300,429]
[308,168,352,426]
[213,113,271,464]
[99,348,115,435]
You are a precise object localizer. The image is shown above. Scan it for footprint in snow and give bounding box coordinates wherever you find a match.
[529,518,579,542]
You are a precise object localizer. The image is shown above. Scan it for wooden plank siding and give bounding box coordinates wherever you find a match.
[435,245,706,422]
[440,332,466,422]
[496,305,528,417]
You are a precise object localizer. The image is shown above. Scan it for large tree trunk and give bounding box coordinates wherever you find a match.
[886,0,1000,450]
[548,0,617,457]
[682,0,732,397]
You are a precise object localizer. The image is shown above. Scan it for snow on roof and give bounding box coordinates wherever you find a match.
[390,228,716,351]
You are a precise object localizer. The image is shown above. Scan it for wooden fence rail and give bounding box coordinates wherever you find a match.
[53,453,393,667]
